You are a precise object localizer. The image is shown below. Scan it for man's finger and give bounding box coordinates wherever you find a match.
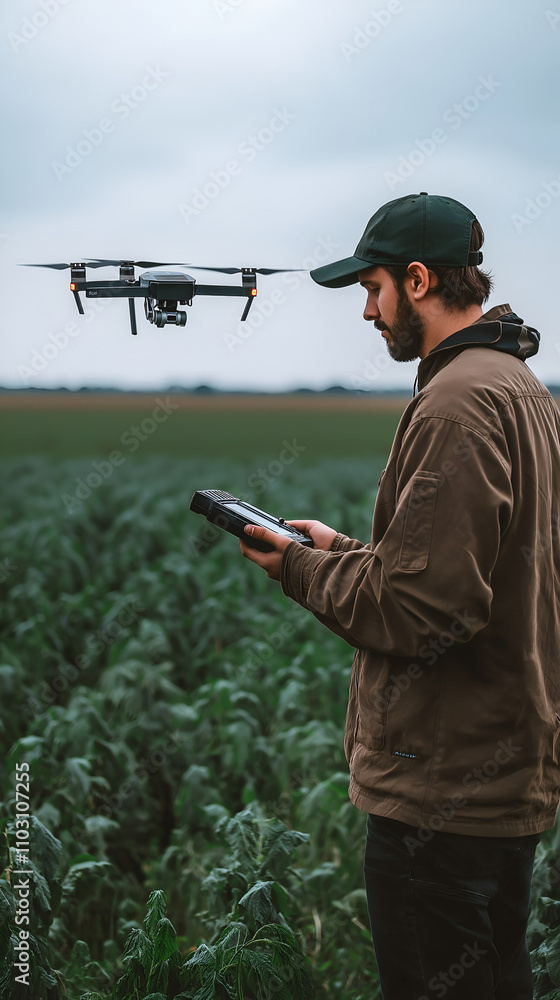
[244,524,290,552]
[245,524,274,543]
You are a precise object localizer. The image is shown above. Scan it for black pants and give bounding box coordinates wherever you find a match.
[364,814,540,1000]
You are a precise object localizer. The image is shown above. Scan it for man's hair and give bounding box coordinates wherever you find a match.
[383,220,494,311]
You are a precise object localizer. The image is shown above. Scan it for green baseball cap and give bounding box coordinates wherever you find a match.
[310,192,483,288]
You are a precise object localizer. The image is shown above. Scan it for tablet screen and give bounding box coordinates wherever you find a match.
[224,502,294,535]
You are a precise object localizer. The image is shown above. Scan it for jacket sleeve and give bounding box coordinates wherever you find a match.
[283,532,370,648]
[280,416,513,655]
[330,532,368,553]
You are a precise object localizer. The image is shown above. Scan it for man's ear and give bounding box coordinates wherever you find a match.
[406,262,434,300]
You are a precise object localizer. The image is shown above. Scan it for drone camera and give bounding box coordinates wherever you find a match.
[153,308,188,328]
[144,297,187,327]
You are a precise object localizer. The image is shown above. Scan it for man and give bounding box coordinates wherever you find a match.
[239,192,560,999]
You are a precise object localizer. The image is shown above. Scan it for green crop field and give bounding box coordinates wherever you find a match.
[0,454,385,1000]
[1,398,560,1000]
[0,394,405,461]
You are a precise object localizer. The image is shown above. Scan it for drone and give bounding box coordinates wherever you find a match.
[21,259,303,335]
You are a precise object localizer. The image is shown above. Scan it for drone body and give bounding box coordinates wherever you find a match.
[23,259,301,335]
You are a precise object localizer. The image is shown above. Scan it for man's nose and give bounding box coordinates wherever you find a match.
[363,293,379,322]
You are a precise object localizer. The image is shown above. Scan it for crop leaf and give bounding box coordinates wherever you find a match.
[182,943,227,1000]
[237,880,286,927]
[62,756,91,797]
[123,926,153,970]
[261,820,309,880]
[152,916,177,964]
[0,901,12,965]
[183,942,216,975]
[215,921,249,956]
[220,803,259,870]
[539,896,560,931]
[61,860,112,901]
[239,947,285,998]
[144,889,167,941]
[547,930,560,987]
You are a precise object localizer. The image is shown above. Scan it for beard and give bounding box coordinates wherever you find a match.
[377,286,425,362]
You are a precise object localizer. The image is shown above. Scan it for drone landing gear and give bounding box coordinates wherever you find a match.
[240,296,255,322]
[129,298,138,335]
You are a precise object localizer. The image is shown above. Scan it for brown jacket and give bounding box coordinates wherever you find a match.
[281,304,560,837]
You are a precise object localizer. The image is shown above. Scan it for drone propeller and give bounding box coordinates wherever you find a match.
[185,266,304,274]
[21,261,113,270]
[85,258,191,269]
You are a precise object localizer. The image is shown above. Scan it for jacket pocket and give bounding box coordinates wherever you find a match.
[346,651,387,755]
[398,471,442,572]
[355,658,389,752]
[344,654,360,762]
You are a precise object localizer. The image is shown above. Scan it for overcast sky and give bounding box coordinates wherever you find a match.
[1,0,559,391]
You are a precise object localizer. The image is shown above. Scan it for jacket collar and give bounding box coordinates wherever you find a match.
[414,304,541,393]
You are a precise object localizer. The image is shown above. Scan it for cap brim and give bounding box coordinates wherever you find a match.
[310,255,374,288]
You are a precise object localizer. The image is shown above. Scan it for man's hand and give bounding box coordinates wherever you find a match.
[286,520,338,551]
[239,519,338,581]
[239,526,292,580]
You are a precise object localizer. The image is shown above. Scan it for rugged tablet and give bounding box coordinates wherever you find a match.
[189,490,314,553]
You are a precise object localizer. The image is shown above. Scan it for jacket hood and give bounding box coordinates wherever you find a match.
[416,304,541,393]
